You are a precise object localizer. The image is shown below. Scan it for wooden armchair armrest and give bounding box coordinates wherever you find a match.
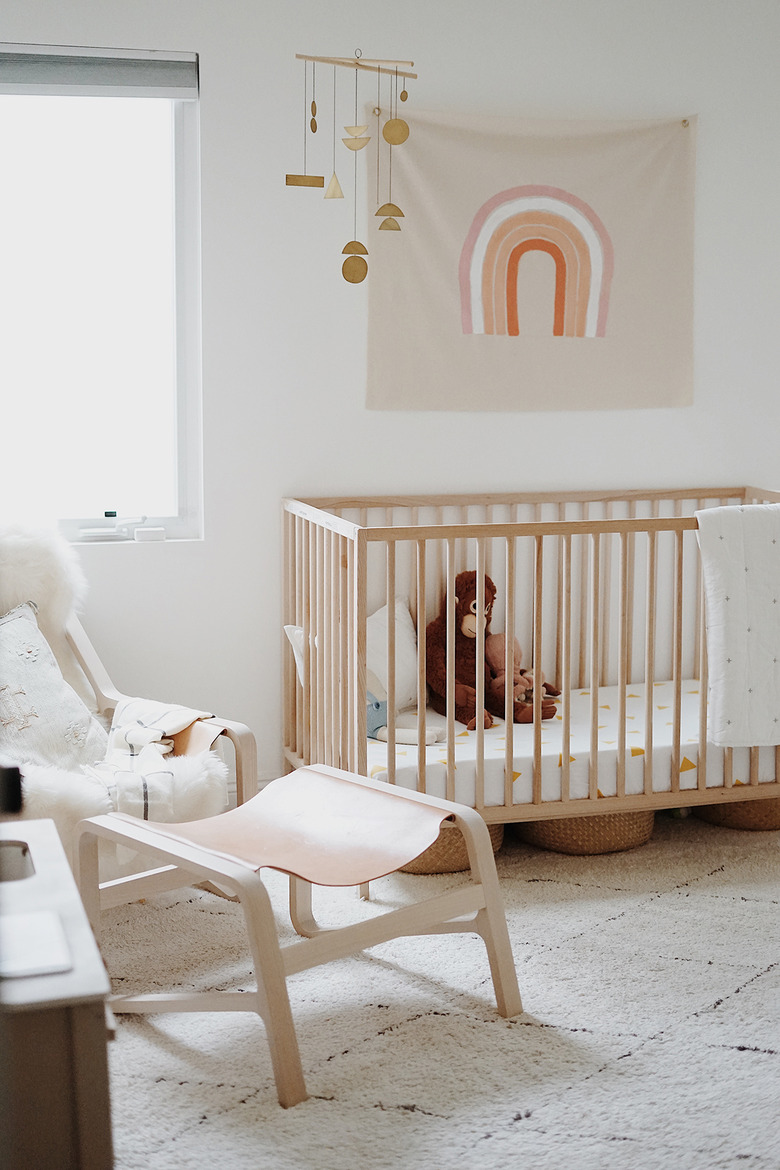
[66,615,258,805]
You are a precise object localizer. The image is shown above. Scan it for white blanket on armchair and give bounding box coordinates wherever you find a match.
[695,503,780,747]
[86,697,223,821]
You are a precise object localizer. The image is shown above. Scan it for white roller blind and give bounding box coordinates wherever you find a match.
[0,44,198,98]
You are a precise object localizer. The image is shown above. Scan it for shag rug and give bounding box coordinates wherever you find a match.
[102,813,780,1170]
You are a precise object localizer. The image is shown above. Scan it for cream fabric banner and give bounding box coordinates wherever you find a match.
[366,111,696,411]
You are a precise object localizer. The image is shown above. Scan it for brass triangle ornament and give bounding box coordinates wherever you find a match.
[325,172,344,199]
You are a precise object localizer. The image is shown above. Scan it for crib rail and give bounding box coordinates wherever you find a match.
[283,487,780,821]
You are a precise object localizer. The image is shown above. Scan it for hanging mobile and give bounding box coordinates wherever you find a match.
[382,66,409,146]
[286,59,324,187]
[324,65,344,198]
[287,50,416,277]
[376,67,405,230]
[341,51,369,283]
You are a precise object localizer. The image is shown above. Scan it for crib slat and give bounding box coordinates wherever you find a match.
[589,532,601,800]
[600,503,612,689]
[644,528,657,793]
[555,503,565,688]
[670,529,684,793]
[475,540,487,811]
[446,540,457,794]
[316,526,326,766]
[408,508,419,626]
[417,540,428,795]
[339,534,350,771]
[415,541,429,780]
[616,532,629,799]
[578,504,589,687]
[532,534,544,804]
[385,542,397,784]
[626,499,637,682]
[326,531,336,768]
[354,530,368,777]
[303,519,314,770]
[282,509,295,767]
[560,534,573,803]
[504,537,516,808]
[697,571,708,790]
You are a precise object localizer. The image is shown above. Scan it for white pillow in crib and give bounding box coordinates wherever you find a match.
[366,600,418,712]
[0,602,108,770]
[284,624,306,686]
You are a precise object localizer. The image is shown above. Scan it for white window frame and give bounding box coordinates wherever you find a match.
[0,44,202,542]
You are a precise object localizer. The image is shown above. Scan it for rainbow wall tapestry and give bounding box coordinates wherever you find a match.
[367,112,696,411]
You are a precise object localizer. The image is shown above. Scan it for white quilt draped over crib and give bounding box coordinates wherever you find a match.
[695,503,780,747]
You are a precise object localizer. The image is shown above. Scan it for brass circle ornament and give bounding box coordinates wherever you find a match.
[342,254,368,283]
[383,117,409,145]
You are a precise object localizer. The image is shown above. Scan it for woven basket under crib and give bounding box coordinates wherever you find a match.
[693,798,780,831]
[516,810,655,856]
[400,821,505,875]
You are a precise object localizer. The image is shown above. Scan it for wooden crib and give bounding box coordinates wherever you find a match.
[282,486,780,831]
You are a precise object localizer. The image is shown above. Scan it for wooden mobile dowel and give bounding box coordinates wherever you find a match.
[295,53,417,81]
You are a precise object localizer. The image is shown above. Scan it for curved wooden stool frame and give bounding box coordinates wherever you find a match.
[75,764,522,1108]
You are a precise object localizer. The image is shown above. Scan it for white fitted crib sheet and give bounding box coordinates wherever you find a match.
[366,680,778,808]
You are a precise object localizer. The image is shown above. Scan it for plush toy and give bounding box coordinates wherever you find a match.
[426,570,558,730]
[485,631,559,721]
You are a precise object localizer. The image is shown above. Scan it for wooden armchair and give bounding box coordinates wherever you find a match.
[0,525,257,876]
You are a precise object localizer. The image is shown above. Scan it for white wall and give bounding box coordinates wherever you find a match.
[4,0,780,779]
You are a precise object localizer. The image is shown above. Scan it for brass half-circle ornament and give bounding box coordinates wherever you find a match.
[342,255,368,283]
[344,124,369,136]
[376,203,404,218]
[379,218,401,230]
[383,118,409,145]
[342,240,369,255]
[342,136,370,151]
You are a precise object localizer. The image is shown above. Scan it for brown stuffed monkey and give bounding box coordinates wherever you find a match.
[425,570,558,729]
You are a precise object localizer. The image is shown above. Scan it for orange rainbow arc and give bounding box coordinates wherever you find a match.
[460,186,614,338]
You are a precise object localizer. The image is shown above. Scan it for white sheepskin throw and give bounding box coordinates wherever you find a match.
[7,751,229,879]
[0,524,92,704]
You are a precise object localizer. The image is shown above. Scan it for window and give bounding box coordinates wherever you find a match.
[0,45,201,541]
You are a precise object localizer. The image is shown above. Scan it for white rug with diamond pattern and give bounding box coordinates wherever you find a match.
[101,813,779,1170]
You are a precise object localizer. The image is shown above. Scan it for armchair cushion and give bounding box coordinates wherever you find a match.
[0,602,108,770]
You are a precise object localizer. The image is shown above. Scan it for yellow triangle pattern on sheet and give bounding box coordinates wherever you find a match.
[680,757,696,772]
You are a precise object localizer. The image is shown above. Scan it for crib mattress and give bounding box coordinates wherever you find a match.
[366,681,778,808]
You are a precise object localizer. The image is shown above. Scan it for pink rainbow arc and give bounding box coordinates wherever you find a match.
[459,186,614,338]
